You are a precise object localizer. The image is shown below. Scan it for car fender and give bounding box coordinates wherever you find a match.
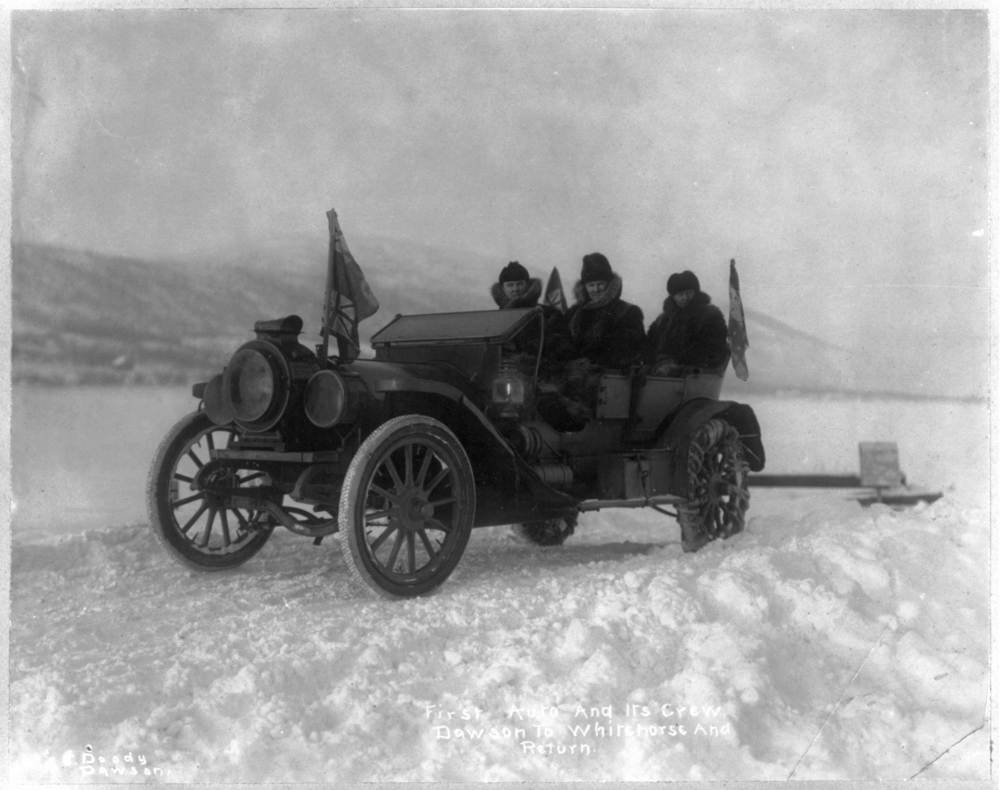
[655,397,766,474]
[369,375,512,451]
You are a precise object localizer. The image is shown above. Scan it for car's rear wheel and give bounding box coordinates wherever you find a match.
[518,517,576,546]
[147,411,273,570]
[339,416,475,598]
[677,418,750,552]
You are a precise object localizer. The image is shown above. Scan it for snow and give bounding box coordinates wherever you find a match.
[8,488,991,783]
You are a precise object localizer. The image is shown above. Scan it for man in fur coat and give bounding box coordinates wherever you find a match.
[644,270,730,376]
[557,253,645,422]
[491,261,575,376]
[565,253,646,369]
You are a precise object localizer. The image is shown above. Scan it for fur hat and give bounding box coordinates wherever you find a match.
[667,270,700,295]
[499,261,530,284]
[581,253,612,283]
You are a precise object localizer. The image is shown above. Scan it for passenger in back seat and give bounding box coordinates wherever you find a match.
[644,270,730,377]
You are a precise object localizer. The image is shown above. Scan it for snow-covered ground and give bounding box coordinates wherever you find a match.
[9,487,992,783]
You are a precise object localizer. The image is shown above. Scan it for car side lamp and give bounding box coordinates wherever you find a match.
[492,360,533,419]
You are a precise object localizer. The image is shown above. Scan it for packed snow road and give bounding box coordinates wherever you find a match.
[9,490,991,783]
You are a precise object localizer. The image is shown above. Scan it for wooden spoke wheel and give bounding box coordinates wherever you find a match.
[147,411,273,570]
[677,418,750,552]
[339,416,475,598]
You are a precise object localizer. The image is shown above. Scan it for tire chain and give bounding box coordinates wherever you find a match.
[677,418,749,546]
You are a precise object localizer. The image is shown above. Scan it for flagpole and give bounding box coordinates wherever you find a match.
[333,279,347,360]
[318,210,338,364]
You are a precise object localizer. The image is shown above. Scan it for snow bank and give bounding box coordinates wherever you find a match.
[9,491,991,782]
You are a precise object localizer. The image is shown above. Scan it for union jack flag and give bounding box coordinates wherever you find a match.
[321,209,379,361]
[544,267,568,313]
[728,259,749,381]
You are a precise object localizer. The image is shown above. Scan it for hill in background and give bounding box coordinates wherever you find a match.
[11,240,973,400]
[11,239,492,386]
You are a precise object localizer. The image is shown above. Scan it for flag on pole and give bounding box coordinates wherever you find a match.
[728,259,749,381]
[544,267,568,313]
[320,209,379,362]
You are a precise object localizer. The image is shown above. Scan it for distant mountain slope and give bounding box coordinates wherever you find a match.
[721,306,864,399]
[10,240,962,399]
[743,307,847,352]
[10,240,496,385]
[183,231,500,316]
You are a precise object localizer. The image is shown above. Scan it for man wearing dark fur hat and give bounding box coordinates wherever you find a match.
[644,270,730,376]
[564,253,645,369]
[556,253,645,423]
[491,261,575,375]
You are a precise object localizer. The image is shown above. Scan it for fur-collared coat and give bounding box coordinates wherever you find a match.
[564,274,646,370]
[644,291,730,373]
[490,278,576,373]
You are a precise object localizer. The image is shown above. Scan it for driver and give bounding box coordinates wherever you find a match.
[491,260,575,377]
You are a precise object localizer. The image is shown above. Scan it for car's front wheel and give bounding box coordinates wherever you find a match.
[339,416,476,598]
[147,411,274,570]
[676,418,750,552]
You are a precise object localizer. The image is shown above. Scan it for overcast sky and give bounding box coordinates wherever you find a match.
[10,8,992,393]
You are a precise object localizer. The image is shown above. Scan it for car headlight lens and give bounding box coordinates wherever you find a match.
[227,349,275,422]
[222,343,290,431]
[304,370,348,428]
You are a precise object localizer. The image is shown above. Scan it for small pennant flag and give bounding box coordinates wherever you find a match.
[544,267,568,313]
[728,259,749,381]
[321,209,379,361]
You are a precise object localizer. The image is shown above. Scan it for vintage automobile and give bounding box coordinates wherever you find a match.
[148,307,765,598]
